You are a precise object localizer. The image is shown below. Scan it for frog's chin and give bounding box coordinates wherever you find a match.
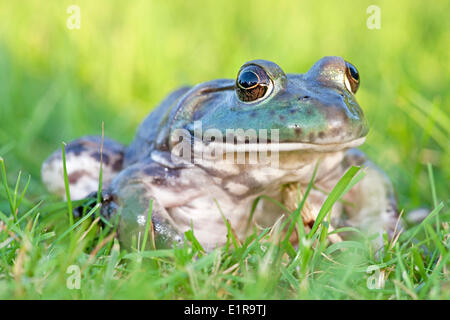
[200,137,366,154]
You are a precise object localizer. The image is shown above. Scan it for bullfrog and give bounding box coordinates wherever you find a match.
[41,56,400,251]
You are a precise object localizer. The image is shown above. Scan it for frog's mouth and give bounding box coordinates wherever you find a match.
[193,136,366,154]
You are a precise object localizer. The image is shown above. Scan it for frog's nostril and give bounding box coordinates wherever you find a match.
[298,95,310,100]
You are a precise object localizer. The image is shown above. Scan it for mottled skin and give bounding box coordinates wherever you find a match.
[42,57,400,251]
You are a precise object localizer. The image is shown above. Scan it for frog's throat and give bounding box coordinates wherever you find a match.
[195,137,366,153]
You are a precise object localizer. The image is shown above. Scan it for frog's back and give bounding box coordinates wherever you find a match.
[124,86,191,166]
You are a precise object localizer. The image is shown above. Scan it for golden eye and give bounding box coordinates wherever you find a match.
[236,65,273,102]
[344,61,360,94]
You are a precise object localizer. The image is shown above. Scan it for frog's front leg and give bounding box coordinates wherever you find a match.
[101,161,184,250]
[341,149,402,242]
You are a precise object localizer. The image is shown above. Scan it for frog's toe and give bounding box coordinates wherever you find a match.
[405,208,430,224]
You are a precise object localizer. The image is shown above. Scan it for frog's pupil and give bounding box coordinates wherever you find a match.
[346,63,359,81]
[238,71,259,88]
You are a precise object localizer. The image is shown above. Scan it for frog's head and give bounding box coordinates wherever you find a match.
[168,56,368,157]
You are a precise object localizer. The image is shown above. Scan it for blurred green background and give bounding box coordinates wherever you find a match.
[0,0,448,212]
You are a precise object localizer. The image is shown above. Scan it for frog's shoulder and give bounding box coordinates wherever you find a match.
[124,86,191,166]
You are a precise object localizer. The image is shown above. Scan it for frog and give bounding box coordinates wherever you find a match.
[41,56,400,251]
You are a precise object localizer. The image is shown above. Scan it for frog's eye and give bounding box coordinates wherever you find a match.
[344,61,360,94]
[236,65,273,102]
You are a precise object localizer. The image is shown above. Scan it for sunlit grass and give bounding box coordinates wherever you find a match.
[0,158,448,299]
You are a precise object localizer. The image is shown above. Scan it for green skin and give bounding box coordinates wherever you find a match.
[42,56,399,251]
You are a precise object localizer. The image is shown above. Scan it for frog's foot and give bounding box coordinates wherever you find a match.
[72,185,184,250]
[72,190,116,220]
[115,196,184,250]
[41,136,125,200]
[102,163,185,250]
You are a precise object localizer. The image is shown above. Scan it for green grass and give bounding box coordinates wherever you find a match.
[0,158,448,299]
[0,0,449,299]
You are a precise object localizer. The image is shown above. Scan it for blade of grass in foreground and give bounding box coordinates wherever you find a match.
[51,203,100,248]
[12,170,21,213]
[14,173,31,216]
[61,142,74,228]
[0,157,15,220]
[401,202,444,248]
[141,199,154,252]
[427,163,439,233]
[308,166,362,238]
[281,162,320,249]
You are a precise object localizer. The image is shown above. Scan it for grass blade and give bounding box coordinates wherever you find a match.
[0,157,15,219]
[61,142,74,227]
[308,166,361,238]
[51,203,100,247]
[141,199,154,252]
